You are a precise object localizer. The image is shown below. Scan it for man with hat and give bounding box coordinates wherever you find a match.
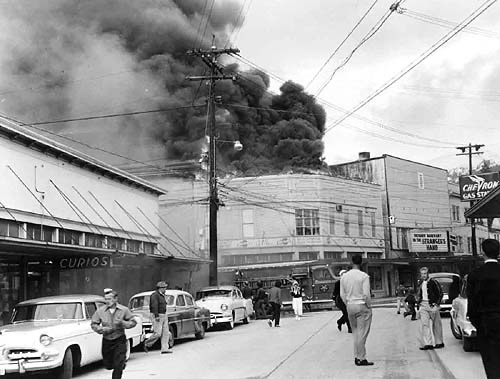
[143,281,172,354]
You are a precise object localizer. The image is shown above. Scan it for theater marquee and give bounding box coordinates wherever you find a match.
[409,230,450,253]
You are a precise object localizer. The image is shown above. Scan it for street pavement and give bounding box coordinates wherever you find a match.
[56,307,486,379]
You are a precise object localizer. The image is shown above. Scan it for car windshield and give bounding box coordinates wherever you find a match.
[432,277,454,293]
[197,290,231,299]
[12,302,83,322]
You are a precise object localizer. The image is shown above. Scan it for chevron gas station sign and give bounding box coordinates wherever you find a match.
[459,173,500,202]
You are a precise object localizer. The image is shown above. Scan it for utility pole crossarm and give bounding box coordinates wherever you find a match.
[186,75,236,81]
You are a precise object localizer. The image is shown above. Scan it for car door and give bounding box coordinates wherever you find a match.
[232,289,244,321]
[183,294,196,335]
[83,302,103,364]
[173,294,187,337]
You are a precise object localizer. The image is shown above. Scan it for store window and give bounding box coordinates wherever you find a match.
[298,251,319,261]
[0,220,19,238]
[368,266,383,290]
[367,252,382,260]
[324,251,343,260]
[126,239,141,253]
[107,237,124,250]
[85,233,105,248]
[59,229,81,245]
[143,242,156,255]
[26,224,54,242]
[295,209,320,236]
[395,227,409,250]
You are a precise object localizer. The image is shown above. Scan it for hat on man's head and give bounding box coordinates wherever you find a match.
[104,288,113,295]
[156,281,168,288]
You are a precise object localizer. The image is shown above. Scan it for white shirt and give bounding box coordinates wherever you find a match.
[340,268,371,306]
[421,280,428,301]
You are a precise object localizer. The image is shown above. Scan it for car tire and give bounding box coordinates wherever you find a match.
[463,336,474,352]
[450,317,462,340]
[168,325,175,348]
[56,348,73,379]
[242,311,249,325]
[195,322,206,339]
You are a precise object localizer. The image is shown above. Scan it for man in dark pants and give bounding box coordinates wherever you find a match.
[334,270,351,333]
[467,239,500,379]
[91,289,137,379]
[268,280,282,327]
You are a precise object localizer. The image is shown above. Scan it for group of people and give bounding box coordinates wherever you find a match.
[90,281,173,379]
[334,238,500,379]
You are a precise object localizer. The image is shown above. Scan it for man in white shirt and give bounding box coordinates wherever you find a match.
[340,255,374,366]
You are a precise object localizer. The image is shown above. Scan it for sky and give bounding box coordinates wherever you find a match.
[232,0,500,170]
[0,0,499,173]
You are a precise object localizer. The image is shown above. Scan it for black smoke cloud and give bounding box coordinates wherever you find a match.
[0,0,325,174]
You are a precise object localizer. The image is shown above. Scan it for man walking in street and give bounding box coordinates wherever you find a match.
[396,282,406,315]
[417,267,444,351]
[143,281,173,354]
[334,269,352,333]
[268,280,282,327]
[91,289,137,379]
[467,238,500,379]
[340,255,374,366]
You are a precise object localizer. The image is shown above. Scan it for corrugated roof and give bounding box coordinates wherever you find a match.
[0,116,165,195]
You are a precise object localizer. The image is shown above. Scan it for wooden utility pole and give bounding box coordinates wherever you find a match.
[456,143,484,257]
[186,45,239,286]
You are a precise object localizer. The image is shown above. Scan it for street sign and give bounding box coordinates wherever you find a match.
[459,172,500,202]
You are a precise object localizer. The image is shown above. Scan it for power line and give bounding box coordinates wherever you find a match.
[305,0,380,90]
[314,2,399,96]
[324,0,498,133]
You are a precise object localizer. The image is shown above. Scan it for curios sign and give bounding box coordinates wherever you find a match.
[56,255,111,270]
[409,230,449,253]
[459,173,500,202]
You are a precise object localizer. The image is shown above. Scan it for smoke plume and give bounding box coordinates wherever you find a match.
[0,0,325,174]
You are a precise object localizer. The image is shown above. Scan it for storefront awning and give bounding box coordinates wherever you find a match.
[464,185,500,219]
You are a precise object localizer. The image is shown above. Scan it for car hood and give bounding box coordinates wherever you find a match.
[195,298,230,311]
[0,320,84,344]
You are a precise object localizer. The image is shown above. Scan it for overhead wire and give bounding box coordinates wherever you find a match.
[305,0,380,90]
[314,2,399,97]
[324,0,499,133]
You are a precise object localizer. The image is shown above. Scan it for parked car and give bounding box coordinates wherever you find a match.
[0,294,143,378]
[429,272,460,314]
[195,286,253,329]
[128,289,211,347]
[450,275,477,352]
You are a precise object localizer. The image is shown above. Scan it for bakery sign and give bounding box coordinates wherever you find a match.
[459,173,500,202]
[409,230,449,253]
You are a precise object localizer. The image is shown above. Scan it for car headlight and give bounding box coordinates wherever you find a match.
[220,304,228,311]
[40,334,53,346]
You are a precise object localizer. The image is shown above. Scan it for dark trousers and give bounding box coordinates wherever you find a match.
[269,302,281,326]
[336,301,351,331]
[102,334,127,379]
[477,314,500,379]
